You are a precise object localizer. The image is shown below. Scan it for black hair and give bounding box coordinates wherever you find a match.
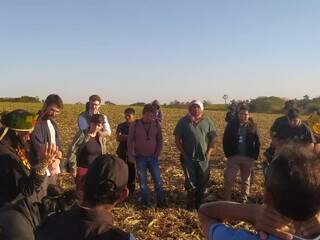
[287,108,300,120]
[124,107,135,115]
[266,143,320,221]
[89,95,101,104]
[44,94,63,109]
[142,104,155,114]
[90,114,105,124]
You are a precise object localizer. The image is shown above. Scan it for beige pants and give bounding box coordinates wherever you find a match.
[224,155,254,201]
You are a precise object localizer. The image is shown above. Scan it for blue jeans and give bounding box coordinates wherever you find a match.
[136,156,164,202]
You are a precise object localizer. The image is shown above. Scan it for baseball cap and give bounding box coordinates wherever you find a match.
[83,154,128,204]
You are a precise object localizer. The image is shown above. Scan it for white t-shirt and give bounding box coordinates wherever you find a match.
[46,120,61,175]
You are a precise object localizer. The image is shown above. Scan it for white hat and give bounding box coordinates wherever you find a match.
[189,100,204,111]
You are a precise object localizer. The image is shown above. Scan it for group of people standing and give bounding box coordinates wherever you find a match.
[0,94,319,240]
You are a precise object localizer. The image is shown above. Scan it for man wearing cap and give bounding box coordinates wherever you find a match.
[78,94,112,137]
[274,108,315,152]
[174,100,217,210]
[36,154,135,240]
[0,109,58,207]
[30,94,64,175]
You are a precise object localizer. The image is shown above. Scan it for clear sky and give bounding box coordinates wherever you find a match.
[1,0,319,104]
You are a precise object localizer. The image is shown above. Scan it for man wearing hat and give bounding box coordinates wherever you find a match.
[174,100,217,210]
[274,108,315,152]
[0,109,58,207]
[36,154,134,240]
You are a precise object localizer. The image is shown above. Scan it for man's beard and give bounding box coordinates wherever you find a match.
[42,113,54,121]
[15,134,30,150]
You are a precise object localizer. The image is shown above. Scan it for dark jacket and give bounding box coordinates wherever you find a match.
[66,130,107,174]
[0,193,77,240]
[0,134,46,207]
[36,204,132,240]
[223,119,260,160]
[30,118,63,167]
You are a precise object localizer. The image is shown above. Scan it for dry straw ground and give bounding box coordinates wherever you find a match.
[0,102,280,240]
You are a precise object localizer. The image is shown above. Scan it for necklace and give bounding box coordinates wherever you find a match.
[141,120,152,141]
[16,146,31,171]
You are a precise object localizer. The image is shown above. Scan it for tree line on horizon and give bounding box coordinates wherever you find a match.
[131,95,320,114]
[1,95,319,114]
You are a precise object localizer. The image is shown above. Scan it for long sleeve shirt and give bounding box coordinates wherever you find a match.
[127,119,162,159]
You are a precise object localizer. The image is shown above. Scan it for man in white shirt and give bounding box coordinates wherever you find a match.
[78,95,111,137]
[30,94,63,175]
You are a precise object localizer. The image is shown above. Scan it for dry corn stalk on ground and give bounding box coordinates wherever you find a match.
[1,102,281,240]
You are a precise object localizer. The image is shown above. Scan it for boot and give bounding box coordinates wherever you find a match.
[186,189,196,210]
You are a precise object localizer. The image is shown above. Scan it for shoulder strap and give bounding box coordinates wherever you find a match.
[79,111,91,125]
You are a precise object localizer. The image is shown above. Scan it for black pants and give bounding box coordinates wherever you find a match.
[118,153,136,195]
[127,161,136,195]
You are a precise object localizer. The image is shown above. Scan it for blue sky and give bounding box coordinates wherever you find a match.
[1,1,319,104]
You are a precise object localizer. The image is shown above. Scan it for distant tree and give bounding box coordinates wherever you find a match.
[303,95,310,101]
[249,97,273,113]
[167,100,188,109]
[130,102,146,106]
[0,96,41,103]
[104,101,116,105]
[222,94,228,104]
[169,100,181,105]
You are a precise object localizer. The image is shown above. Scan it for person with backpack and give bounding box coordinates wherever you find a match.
[78,94,111,137]
[66,114,107,199]
[127,104,166,208]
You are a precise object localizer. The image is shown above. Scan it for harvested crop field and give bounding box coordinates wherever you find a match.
[0,102,280,240]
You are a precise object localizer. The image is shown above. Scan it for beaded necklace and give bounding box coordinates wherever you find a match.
[15,146,31,171]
